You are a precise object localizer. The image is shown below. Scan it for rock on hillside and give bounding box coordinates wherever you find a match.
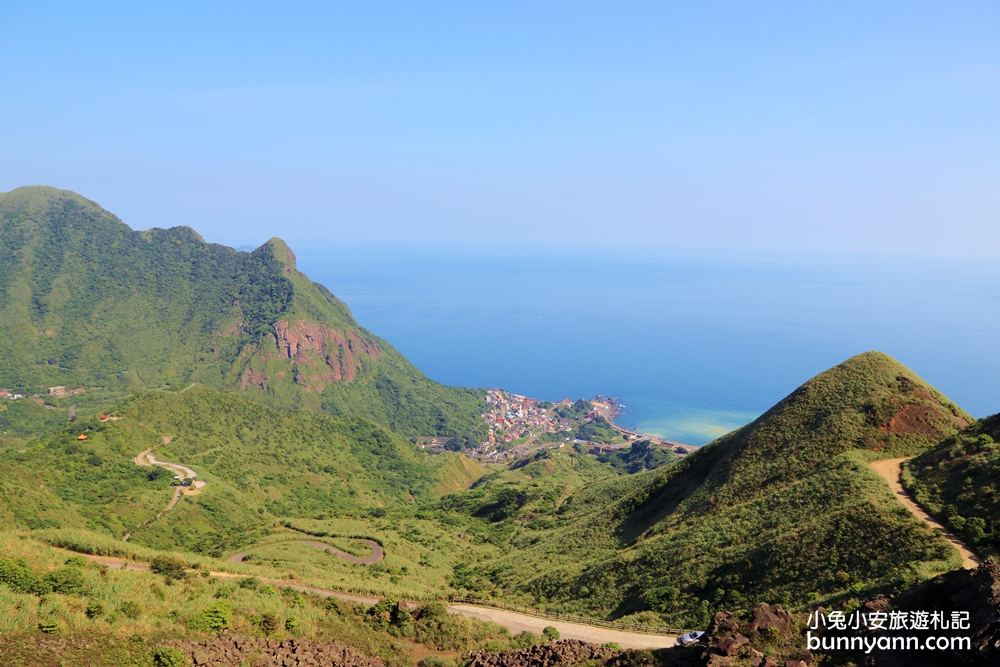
[0,185,485,437]
[164,635,384,667]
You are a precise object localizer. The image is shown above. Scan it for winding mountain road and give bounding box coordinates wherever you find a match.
[227,539,384,564]
[125,444,205,540]
[869,457,981,569]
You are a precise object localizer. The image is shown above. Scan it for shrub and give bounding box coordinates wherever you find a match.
[38,620,59,634]
[285,616,299,632]
[0,557,44,595]
[150,555,187,581]
[64,555,88,567]
[542,626,560,642]
[421,601,448,619]
[119,601,142,618]
[203,601,233,632]
[419,658,452,667]
[85,601,105,618]
[186,601,233,632]
[238,577,260,590]
[260,613,278,636]
[510,631,539,649]
[44,567,85,595]
[214,585,234,599]
[151,647,187,667]
[602,642,621,651]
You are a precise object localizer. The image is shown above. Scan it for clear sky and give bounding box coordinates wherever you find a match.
[1,2,998,255]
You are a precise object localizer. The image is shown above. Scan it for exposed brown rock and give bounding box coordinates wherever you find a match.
[467,639,615,667]
[717,634,748,656]
[239,367,270,390]
[708,611,739,634]
[749,604,792,634]
[270,320,382,391]
[164,635,383,667]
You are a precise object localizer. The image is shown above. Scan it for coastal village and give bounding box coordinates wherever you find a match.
[418,388,698,464]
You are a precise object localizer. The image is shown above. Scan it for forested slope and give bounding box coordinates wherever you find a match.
[0,384,484,556]
[0,186,485,439]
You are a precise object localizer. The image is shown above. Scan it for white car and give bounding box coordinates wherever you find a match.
[677,631,705,645]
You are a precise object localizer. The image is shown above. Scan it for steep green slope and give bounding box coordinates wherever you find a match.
[461,352,972,628]
[903,412,1000,558]
[0,385,484,556]
[0,185,485,439]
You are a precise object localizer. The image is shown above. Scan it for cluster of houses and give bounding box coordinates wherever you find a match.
[482,389,552,446]
[0,386,87,401]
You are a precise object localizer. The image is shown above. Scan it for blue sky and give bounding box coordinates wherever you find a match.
[1,2,998,255]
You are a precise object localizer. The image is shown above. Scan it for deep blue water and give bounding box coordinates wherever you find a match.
[295,246,1000,445]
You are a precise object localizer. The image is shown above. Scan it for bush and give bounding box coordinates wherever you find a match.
[285,616,299,632]
[419,658,453,667]
[203,601,233,632]
[38,620,59,634]
[43,567,85,595]
[64,555,88,567]
[260,613,278,635]
[542,626,560,642]
[151,647,187,667]
[150,555,187,581]
[602,642,621,651]
[186,601,233,632]
[85,601,105,619]
[421,601,448,619]
[0,557,44,595]
[510,631,539,649]
[238,577,260,590]
[119,601,142,618]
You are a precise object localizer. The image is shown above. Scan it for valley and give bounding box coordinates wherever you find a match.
[0,186,997,667]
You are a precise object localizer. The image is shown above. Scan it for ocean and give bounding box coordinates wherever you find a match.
[296,246,1000,446]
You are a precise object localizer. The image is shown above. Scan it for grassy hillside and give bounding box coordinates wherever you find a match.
[0,186,486,439]
[456,352,972,628]
[903,412,1000,558]
[0,385,485,557]
[0,531,530,667]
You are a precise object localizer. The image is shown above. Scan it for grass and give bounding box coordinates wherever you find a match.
[0,531,533,667]
[445,352,972,628]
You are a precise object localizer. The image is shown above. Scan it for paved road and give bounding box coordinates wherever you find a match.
[869,457,981,569]
[227,539,384,564]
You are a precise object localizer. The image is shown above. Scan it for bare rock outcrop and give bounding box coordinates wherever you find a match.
[163,635,384,667]
[467,639,616,667]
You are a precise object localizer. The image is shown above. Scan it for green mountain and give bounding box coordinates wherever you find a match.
[0,384,484,556]
[450,352,973,627]
[903,412,1000,558]
[0,185,486,442]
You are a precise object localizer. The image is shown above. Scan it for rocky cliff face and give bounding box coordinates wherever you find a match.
[236,319,383,393]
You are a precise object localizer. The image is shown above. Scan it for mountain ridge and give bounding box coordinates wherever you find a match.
[0,185,486,440]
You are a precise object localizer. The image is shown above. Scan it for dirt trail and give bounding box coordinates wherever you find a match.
[869,457,981,569]
[78,551,675,648]
[227,539,384,564]
[446,605,677,649]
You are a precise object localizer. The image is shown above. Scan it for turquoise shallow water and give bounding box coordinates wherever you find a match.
[295,246,1000,445]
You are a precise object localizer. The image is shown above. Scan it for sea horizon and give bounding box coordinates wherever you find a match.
[293,244,1000,446]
